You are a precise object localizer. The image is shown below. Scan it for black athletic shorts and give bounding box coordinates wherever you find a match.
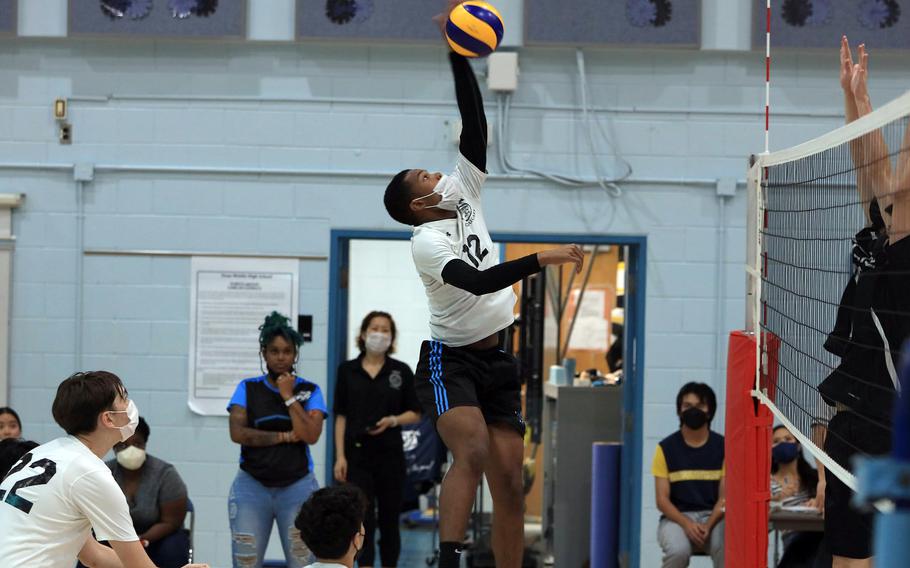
[823,411,891,559]
[414,340,526,437]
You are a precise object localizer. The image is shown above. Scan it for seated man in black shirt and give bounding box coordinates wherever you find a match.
[652,383,725,568]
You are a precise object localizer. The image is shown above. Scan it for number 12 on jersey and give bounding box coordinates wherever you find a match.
[463,234,489,268]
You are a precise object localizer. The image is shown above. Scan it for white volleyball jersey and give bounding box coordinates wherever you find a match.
[411,154,516,347]
[0,436,138,568]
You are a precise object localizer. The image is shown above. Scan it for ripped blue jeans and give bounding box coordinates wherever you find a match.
[228,469,319,568]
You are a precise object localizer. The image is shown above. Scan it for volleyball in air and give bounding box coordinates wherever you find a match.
[445,1,504,58]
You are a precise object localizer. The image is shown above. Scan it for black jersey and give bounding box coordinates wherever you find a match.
[821,234,910,421]
[334,356,420,457]
[228,375,327,487]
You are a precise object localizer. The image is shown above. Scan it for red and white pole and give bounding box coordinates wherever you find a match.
[764,0,771,154]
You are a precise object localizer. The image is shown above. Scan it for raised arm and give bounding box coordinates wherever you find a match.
[450,52,487,171]
[434,1,487,171]
[850,44,895,230]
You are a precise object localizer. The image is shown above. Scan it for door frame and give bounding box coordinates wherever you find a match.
[327,229,647,568]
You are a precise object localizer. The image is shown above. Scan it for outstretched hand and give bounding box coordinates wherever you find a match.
[850,43,870,103]
[839,36,854,92]
[537,244,585,274]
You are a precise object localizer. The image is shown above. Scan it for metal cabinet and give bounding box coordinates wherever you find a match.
[542,383,623,568]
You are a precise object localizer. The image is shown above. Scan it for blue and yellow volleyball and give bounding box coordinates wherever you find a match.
[445,1,504,58]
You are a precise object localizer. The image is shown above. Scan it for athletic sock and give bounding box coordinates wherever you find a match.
[438,541,464,568]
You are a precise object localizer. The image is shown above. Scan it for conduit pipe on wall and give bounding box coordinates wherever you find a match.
[0,162,745,189]
[65,93,847,120]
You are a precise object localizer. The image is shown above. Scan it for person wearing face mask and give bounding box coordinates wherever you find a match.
[106,416,189,568]
[295,485,368,568]
[381,4,586,566]
[652,382,725,568]
[0,371,209,568]
[227,311,328,568]
[333,311,421,568]
[770,425,827,568]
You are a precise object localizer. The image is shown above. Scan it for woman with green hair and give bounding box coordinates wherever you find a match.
[226,312,327,568]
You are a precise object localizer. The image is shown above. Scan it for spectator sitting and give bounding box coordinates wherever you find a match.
[652,382,725,568]
[771,425,827,568]
[295,485,367,568]
[0,406,22,440]
[107,416,189,568]
[0,437,39,477]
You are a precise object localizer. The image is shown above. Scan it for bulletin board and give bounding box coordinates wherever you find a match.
[754,0,910,50]
[69,0,246,39]
[296,0,440,42]
[0,0,16,35]
[525,0,700,47]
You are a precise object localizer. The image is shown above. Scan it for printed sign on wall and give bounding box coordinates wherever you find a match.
[188,256,299,416]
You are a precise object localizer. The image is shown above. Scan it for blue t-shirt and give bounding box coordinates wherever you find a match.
[228,375,327,487]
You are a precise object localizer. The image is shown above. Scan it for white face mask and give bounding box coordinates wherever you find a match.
[365,332,392,354]
[412,175,460,211]
[116,445,147,470]
[108,400,140,443]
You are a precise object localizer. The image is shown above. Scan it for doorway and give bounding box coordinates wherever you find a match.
[327,229,647,567]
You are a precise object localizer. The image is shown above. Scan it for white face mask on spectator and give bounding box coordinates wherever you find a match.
[365,332,392,354]
[116,445,147,470]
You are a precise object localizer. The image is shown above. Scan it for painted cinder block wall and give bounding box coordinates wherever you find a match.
[3,9,910,568]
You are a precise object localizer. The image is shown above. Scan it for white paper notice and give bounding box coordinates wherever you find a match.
[567,288,609,351]
[188,257,299,415]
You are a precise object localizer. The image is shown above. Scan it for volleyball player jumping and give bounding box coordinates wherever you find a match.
[382,3,584,567]
[819,37,910,567]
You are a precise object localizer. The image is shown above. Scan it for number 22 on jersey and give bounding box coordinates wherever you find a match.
[0,453,57,514]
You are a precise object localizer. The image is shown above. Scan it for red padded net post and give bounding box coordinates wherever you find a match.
[724,331,772,566]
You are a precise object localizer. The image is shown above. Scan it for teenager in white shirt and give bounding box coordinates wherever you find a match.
[381,3,584,567]
[0,370,208,568]
[295,485,367,568]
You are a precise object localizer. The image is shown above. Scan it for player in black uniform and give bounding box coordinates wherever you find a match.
[819,38,910,566]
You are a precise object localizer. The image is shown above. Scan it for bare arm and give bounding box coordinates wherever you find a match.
[655,477,706,546]
[368,410,422,435]
[287,403,324,445]
[228,405,283,447]
[108,540,157,568]
[851,45,895,229]
[334,414,347,460]
[276,373,325,445]
[78,539,127,568]
[891,120,910,242]
[705,475,726,532]
[139,497,187,545]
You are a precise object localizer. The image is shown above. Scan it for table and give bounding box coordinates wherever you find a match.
[769,509,824,565]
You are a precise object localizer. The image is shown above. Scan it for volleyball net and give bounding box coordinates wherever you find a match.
[747,90,910,490]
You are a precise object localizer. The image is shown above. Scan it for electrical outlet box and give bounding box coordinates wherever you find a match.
[54,98,67,120]
[448,119,494,147]
[487,52,519,92]
[59,123,72,145]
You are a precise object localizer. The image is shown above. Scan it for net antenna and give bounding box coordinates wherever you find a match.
[748,89,910,492]
[764,0,771,155]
